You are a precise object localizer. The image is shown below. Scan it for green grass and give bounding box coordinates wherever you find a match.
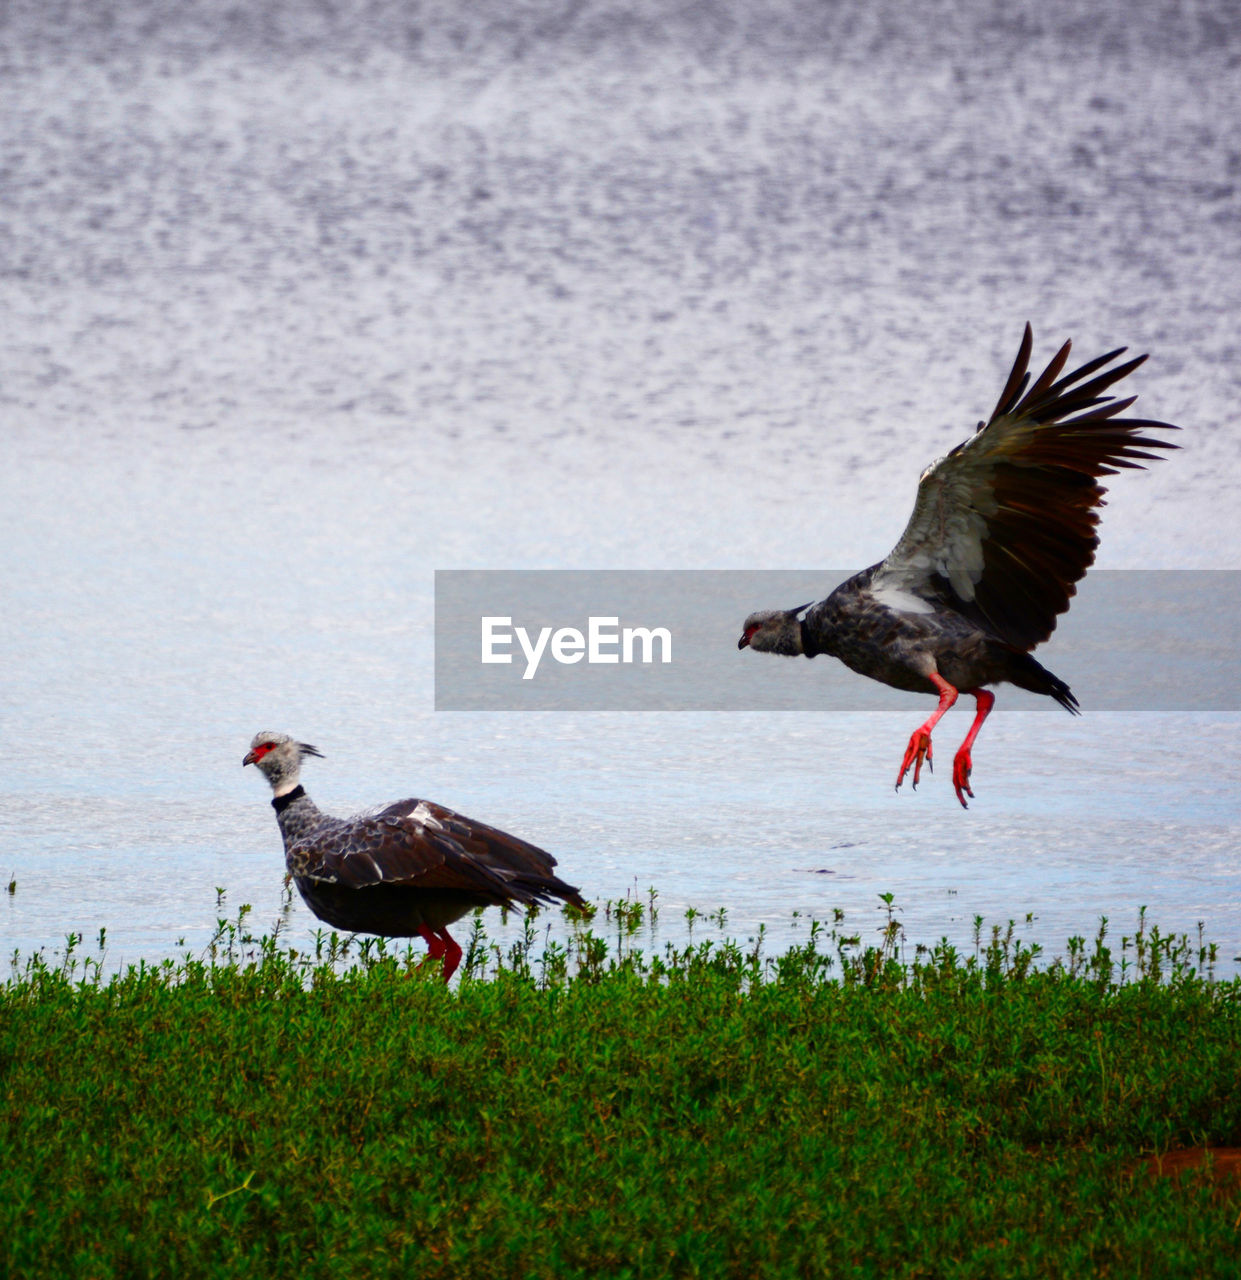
[2,897,1240,1279]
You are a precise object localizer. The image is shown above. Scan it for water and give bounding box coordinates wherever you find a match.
[3,1,1240,974]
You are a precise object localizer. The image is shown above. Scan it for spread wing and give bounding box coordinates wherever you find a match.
[299,798,585,908]
[869,324,1179,650]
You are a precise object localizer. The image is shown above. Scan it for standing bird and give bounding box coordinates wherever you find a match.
[738,326,1179,807]
[243,732,587,978]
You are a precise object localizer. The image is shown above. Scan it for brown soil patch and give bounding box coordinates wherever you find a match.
[1134,1147,1241,1187]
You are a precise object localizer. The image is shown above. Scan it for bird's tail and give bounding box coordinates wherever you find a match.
[1006,650,1080,715]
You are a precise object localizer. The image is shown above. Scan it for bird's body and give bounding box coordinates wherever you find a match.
[244,733,586,977]
[739,327,1178,806]
[800,563,1076,705]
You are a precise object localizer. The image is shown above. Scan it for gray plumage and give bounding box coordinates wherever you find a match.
[244,731,586,977]
[739,326,1179,806]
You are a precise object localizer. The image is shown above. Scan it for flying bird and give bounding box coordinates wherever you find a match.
[244,732,586,978]
[738,325,1179,807]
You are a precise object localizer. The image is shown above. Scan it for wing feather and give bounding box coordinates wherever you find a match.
[988,323,1035,420]
[871,325,1179,650]
[302,798,584,908]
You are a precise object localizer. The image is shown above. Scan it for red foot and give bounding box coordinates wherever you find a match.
[951,689,995,810]
[895,673,958,794]
[896,727,934,791]
[952,747,974,808]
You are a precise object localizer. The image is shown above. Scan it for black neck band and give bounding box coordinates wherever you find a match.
[272,786,305,814]
[799,618,818,659]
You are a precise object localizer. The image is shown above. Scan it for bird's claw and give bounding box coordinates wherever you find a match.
[952,749,975,809]
[896,729,934,792]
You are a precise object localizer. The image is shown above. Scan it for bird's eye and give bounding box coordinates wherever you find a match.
[262,742,276,750]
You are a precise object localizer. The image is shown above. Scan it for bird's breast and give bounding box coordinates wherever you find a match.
[815,585,999,695]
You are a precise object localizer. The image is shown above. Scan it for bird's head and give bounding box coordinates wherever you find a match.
[738,604,811,656]
[243,731,324,796]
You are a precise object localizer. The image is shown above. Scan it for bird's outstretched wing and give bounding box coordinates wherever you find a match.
[302,798,585,908]
[869,324,1179,650]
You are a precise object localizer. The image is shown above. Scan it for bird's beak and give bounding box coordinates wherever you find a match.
[737,634,750,650]
[242,749,259,767]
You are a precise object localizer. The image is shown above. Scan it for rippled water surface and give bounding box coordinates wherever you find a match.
[3,1,1240,973]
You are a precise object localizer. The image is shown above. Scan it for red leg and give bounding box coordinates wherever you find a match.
[951,688,995,809]
[896,672,958,793]
[438,931,463,982]
[416,924,461,982]
[418,924,446,959]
